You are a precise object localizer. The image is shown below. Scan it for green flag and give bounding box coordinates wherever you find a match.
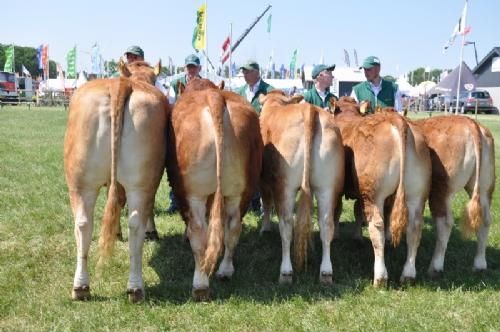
[267,14,272,33]
[3,45,14,72]
[289,49,298,78]
[66,46,77,79]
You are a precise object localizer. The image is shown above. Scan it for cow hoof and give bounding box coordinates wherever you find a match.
[400,276,416,285]
[472,266,487,273]
[192,287,210,302]
[427,268,443,278]
[127,288,144,303]
[145,230,159,241]
[373,278,388,288]
[319,272,333,285]
[72,285,90,301]
[279,273,293,284]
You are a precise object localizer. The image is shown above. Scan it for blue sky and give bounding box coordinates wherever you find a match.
[4,0,498,76]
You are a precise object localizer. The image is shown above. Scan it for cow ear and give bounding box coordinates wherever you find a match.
[328,97,337,114]
[360,100,370,114]
[177,81,185,95]
[290,94,304,104]
[154,59,162,76]
[259,93,268,105]
[118,58,131,77]
[218,80,225,90]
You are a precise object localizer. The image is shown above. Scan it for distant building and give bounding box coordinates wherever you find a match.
[472,47,500,109]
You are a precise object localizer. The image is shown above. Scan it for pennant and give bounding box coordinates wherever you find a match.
[3,45,14,72]
[192,3,207,51]
[66,46,77,79]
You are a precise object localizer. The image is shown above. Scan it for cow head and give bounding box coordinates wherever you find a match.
[119,59,161,85]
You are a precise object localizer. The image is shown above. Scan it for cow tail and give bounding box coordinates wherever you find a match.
[202,93,226,276]
[98,78,132,266]
[294,105,315,271]
[461,119,483,237]
[390,117,409,246]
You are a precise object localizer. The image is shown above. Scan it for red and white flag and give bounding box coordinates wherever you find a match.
[443,1,471,52]
[221,35,231,64]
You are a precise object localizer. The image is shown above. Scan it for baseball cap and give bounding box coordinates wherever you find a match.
[311,64,336,79]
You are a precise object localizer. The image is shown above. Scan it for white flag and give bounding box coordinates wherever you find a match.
[21,64,31,77]
[443,1,469,52]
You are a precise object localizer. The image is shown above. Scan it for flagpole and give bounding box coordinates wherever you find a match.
[455,0,468,115]
[205,0,208,78]
[228,23,233,90]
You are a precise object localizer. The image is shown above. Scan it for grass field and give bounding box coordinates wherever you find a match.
[1,105,500,331]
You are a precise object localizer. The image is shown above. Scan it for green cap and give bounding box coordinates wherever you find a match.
[185,54,201,66]
[240,60,260,72]
[125,46,144,58]
[311,64,336,79]
[361,56,381,69]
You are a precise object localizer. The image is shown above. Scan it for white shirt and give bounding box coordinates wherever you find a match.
[245,79,261,103]
[351,79,402,112]
[315,86,329,103]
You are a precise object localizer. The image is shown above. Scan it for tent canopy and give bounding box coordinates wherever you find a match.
[427,62,477,97]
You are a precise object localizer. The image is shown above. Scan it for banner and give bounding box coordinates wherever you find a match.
[66,46,77,79]
[192,3,206,51]
[289,49,297,79]
[443,1,470,52]
[3,45,14,72]
[42,45,49,79]
[36,45,43,70]
[221,35,231,64]
[267,14,272,33]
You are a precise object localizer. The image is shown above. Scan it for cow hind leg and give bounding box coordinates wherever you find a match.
[216,196,242,279]
[186,196,210,301]
[400,202,424,284]
[353,199,365,241]
[260,185,273,234]
[428,196,453,277]
[473,196,492,271]
[316,189,335,284]
[70,189,98,301]
[277,190,296,284]
[366,202,388,287]
[125,190,151,303]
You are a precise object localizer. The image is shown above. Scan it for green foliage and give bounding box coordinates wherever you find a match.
[383,75,396,82]
[407,67,443,85]
[0,107,500,330]
[0,44,57,78]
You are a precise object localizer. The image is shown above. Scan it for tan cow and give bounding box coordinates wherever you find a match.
[166,78,262,301]
[333,97,431,286]
[258,91,344,284]
[412,116,495,275]
[64,60,168,303]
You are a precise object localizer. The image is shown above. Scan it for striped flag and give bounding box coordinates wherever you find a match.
[221,35,231,64]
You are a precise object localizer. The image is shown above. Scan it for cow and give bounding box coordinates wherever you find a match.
[412,115,495,275]
[333,97,431,286]
[64,60,168,303]
[166,78,262,301]
[258,90,345,284]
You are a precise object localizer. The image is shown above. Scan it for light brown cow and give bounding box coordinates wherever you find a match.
[258,91,345,284]
[64,60,168,303]
[412,115,495,275]
[333,97,431,286]
[166,78,262,301]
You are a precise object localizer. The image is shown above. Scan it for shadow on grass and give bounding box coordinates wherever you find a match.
[146,215,500,304]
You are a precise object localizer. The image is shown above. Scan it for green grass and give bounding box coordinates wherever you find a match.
[1,106,500,331]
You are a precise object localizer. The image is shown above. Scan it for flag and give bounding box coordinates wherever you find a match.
[3,45,14,72]
[56,62,64,78]
[42,44,49,79]
[271,62,275,79]
[443,1,470,52]
[353,48,359,67]
[267,14,272,33]
[231,62,237,77]
[36,45,43,70]
[289,49,297,79]
[280,63,286,79]
[221,35,231,64]
[344,49,350,67]
[192,3,207,51]
[66,46,77,79]
[91,43,101,75]
[22,64,31,77]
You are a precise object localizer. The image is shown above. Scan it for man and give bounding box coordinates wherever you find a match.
[124,45,169,95]
[236,60,274,114]
[164,54,203,214]
[351,56,402,113]
[303,64,337,109]
[168,54,202,104]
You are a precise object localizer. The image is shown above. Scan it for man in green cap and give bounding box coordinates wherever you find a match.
[125,46,145,63]
[303,64,337,110]
[236,60,274,114]
[168,54,202,104]
[351,56,402,113]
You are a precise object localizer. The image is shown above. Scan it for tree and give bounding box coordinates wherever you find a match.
[0,44,57,78]
[407,67,443,85]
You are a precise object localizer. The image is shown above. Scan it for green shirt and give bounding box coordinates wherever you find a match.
[352,79,398,113]
[236,80,274,114]
[303,87,338,109]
